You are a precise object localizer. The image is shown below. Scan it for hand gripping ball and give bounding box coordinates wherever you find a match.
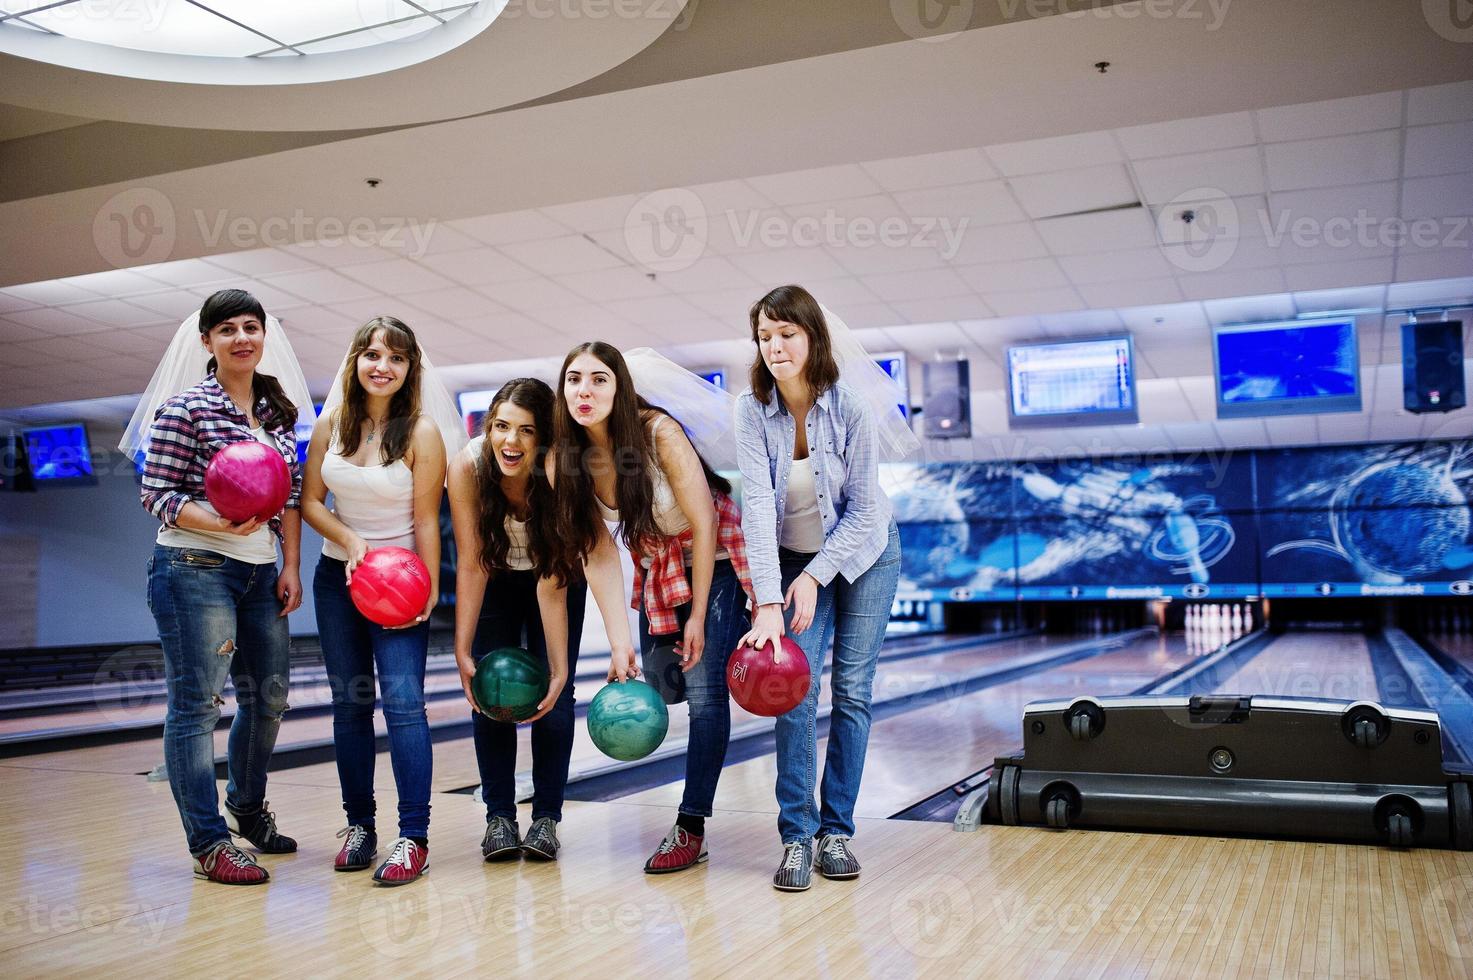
[349,546,432,627]
[204,441,291,523]
[726,636,811,717]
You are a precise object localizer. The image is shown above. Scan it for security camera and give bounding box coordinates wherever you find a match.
[1180,209,1196,224]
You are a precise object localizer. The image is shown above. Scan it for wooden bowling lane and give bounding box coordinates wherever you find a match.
[7,763,1469,977]
[619,631,1196,820]
[1210,631,1382,702]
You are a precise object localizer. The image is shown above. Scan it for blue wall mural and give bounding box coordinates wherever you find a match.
[884,439,1473,601]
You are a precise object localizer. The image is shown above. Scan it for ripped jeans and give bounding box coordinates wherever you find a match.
[149,546,291,856]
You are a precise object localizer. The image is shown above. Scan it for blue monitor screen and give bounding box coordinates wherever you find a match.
[1214,318,1361,418]
[25,424,96,485]
[1006,336,1137,427]
[295,403,325,464]
[874,354,910,418]
[698,369,726,391]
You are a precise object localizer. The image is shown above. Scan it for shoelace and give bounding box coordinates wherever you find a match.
[657,828,690,854]
[386,838,420,869]
[491,817,515,839]
[822,836,851,860]
[782,843,808,872]
[214,842,256,871]
[528,821,557,846]
[337,825,369,852]
[255,802,281,839]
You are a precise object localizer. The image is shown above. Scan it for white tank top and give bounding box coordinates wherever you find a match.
[157,425,278,564]
[319,438,416,560]
[468,436,535,572]
[780,455,826,553]
[596,416,728,566]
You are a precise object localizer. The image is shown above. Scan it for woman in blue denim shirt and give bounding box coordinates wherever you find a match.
[734,284,901,892]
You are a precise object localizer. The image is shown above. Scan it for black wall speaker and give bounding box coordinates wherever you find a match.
[1402,320,1465,414]
[922,359,970,439]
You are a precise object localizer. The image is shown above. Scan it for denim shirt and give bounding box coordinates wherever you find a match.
[734,380,893,607]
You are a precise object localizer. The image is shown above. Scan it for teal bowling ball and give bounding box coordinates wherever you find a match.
[472,647,549,722]
[587,680,669,761]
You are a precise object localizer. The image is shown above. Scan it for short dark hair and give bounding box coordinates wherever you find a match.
[747,284,840,405]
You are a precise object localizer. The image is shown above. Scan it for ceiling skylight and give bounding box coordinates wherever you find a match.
[0,0,487,60]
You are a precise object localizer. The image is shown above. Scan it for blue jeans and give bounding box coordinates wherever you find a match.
[638,559,751,818]
[472,570,586,823]
[774,522,900,843]
[148,546,290,856]
[314,556,432,840]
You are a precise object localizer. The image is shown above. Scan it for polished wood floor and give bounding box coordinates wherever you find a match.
[4,631,1472,977]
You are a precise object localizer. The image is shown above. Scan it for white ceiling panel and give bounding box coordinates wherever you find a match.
[7,305,110,335]
[1264,130,1401,192]
[1132,146,1265,204]
[746,165,882,206]
[538,195,643,234]
[255,269,378,303]
[863,267,972,303]
[1284,258,1396,293]
[1007,164,1138,220]
[1115,112,1257,160]
[54,299,162,329]
[957,258,1069,293]
[1406,80,1473,126]
[1396,172,1473,221]
[943,222,1051,266]
[423,248,536,287]
[1384,279,1473,309]
[1057,248,1176,285]
[477,276,588,312]
[859,148,995,192]
[984,131,1122,176]
[337,258,456,294]
[1036,208,1158,256]
[399,287,499,320]
[1,278,106,306]
[1403,121,1473,179]
[830,242,946,277]
[1255,92,1403,142]
[888,295,991,325]
[1118,301,1209,332]
[1395,246,1473,283]
[559,267,667,302]
[1201,292,1296,325]
[447,210,572,246]
[1176,267,1288,302]
[892,181,1027,227]
[499,236,626,276]
[1292,285,1388,316]
[985,287,1085,317]
[1076,278,1184,310]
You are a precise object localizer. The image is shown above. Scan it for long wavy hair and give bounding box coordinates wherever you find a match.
[552,341,730,563]
[474,378,569,584]
[747,283,841,406]
[331,316,423,465]
[198,288,298,431]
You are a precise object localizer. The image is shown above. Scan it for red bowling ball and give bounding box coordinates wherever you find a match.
[350,547,433,627]
[727,636,811,716]
[204,441,291,524]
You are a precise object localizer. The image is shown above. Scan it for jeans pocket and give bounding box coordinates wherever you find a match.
[173,549,226,569]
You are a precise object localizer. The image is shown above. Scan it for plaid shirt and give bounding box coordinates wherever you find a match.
[631,490,754,636]
[139,374,302,541]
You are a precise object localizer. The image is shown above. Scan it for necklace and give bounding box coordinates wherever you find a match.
[366,418,383,444]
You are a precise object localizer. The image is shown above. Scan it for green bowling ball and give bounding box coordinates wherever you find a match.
[472,647,550,722]
[587,680,670,762]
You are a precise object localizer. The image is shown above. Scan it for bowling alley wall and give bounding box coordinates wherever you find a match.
[885,438,1473,603]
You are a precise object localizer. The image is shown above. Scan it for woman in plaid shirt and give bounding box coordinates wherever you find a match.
[551,341,752,875]
[138,289,306,885]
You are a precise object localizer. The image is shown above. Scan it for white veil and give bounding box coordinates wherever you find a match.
[119,310,316,458]
[318,348,468,458]
[624,347,737,470]
[820,304,922,462]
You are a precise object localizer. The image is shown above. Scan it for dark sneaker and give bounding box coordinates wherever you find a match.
[226,801,297,854]
[772,840,813,892]
[334,824,377,871]
[373,838,428,886]
[643,824,707,874]
[481,816,521,862]
[193,840,269,885]
[521,818,560,861]
[817,834,860,880]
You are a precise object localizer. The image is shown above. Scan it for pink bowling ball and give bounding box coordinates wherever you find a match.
[204,441,291,524]
[350,547,433,627]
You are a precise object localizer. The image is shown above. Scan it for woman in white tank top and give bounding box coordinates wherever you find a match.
[302,317,447,886]
[446,379,636,863]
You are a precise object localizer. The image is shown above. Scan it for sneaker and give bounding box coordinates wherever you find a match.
[373,837,428,886]
[521,817,560,861]
[817,834,860,880]
[193,840,269,885]
[225,801,297,854]
[643,824,707,874]
[334,824,378,872]
[772,840,813,892]
[481,816,521,862]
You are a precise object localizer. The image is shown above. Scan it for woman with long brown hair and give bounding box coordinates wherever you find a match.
[447,378,635,863]
[552,341,752,875]
[302,315,459,886]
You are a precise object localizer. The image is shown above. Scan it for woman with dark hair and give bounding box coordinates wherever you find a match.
[135,288,309,885]
[735,284,902,892]
[553,341,752,874]
[302,315,453,886]
[448,378,635,863]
